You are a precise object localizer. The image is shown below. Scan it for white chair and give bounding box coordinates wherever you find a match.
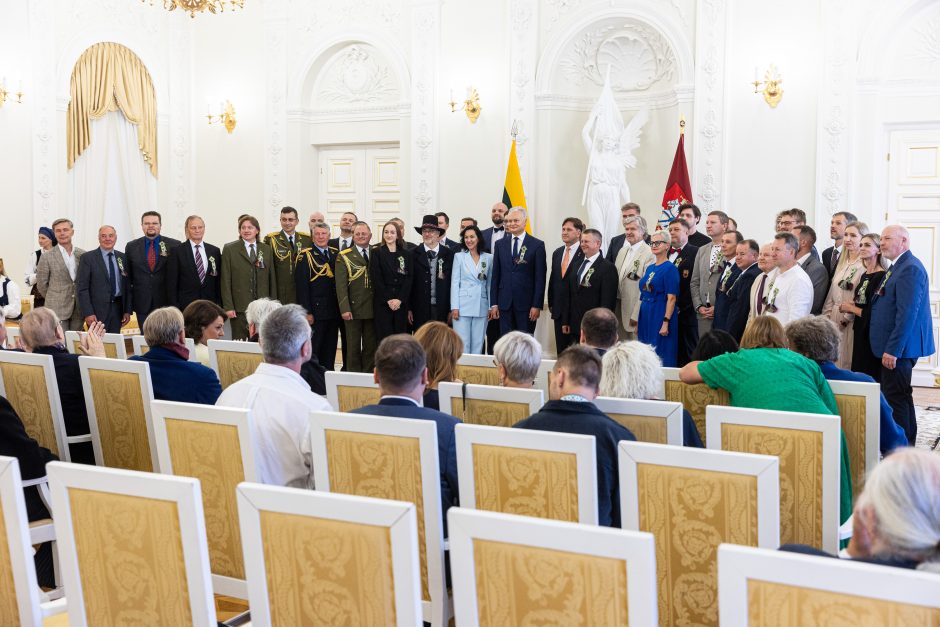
[593,396,684,445]
[455,353,500,386]
[237,484,423,627]
[207,339,263,389]
[438,381,543,428]
[448,507,659,626]
[0,456,66,626]
[47,461,217,626]
[131,335,197,361]
[828,379,881,496]
[706,405,842,553]
[324,370,381,412]
[79,356,159,472]
[0,350,83,461]
[718,544,940,626]
[64,330,127,359]
[5,325,20,349]
[309,410,451,626]
[619,441,780,625]
[662,366,730,446]
[534,358,555,396]
[454,423,598,524]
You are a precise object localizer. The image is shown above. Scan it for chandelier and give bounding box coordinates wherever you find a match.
[142,0,245,18]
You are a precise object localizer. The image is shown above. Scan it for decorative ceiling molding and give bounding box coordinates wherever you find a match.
[536,87,693,112]
[264,0,289,219]
[410,0,440,221]
[691,0,728,213]
[510,0,538,209]
[30,0,57,229]
[314,44,400,108]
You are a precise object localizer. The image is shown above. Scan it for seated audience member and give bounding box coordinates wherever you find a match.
[783,448,939,572]
[0,314,8,349]
[414,321,463,411]
[183,299,227,367]
[245,297,326,396]
[785,316,907,454]
[216,304,331,489]
[493,331,541,389]
[20,307,105,464]
[0,258,22,320]
[689,328,740,361]
[129,306,222,404]
[579,306,619,357]
[515,345,635,527]
[599,341,704,447]
[350,335,461,523]
[679,315,853,523]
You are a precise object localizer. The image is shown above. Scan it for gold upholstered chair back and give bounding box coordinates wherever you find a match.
[448,507,659,626]
[717,544,940,626]
[594,397,685,445]
[207,339,263,389]
[454,423,598,524]
[324,371,382,412]
[619,441,780,627]
[0,351,72,460]
[237,483,423,627]
[131,335,197,361]
[662,367,729,446]
[151,400,257,600]
[309,410,451,626]
[47,461,216,627]
[455,353,501,386]
[64,331,127,359]
[438,382,543,428]
[706,406,842,553]
[828,379,880,497]
[79,356,158,472]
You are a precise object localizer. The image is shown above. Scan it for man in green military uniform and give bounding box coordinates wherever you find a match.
[263,206,312,305]
[335,221,375,372]
[221,215,277,340]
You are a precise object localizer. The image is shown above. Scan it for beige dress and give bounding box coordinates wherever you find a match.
[821,256,864,369]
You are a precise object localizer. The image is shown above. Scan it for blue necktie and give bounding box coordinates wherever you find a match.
[107,252,117,298]
[512,237,519,259]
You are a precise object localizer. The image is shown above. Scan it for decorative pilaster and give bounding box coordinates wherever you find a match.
[168,16,194,231]
[691,0,728,212]
[410,0,440,222]
[509,0,538,212]
[264,0,289,224]
[29,0,57,227]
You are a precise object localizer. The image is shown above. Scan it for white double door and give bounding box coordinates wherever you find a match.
[318,145,401,243]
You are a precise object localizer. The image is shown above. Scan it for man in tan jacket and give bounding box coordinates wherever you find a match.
[36,218,85,331]
[614,216,654,340]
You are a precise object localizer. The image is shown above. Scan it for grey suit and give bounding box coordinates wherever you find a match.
[36,246,85,330]
[689,242,722,335]
[800,255,830,315]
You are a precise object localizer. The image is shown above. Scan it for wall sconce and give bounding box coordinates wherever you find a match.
[752,65,783,108]
[449,87,482,123]
[0,78,24,109]
[207,100,237,133]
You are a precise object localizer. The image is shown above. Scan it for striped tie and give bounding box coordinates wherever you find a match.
[195,244,205,283]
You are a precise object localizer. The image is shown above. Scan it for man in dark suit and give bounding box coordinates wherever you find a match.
[125,211,181,328]
[435,212,461,251]
[794,225,830,314]
[480,202,508,252]
[350,335,460,528]
[328,211,357,252]
[409,214,454,331]
[166,215,222,311]
[870,225,935,444]
[560,229,618,345]
[724,239,761,342]
[604,202,641,263]
[489,207,547,334]
[821,211,857,278]
[667,218,700,365]
[678,203,711,248]
[514,345,635,527]
[76,225,133,333]
[296,222,341,370]
[548,217,584,353]
[712,231,744,332]
[579,307,619,357]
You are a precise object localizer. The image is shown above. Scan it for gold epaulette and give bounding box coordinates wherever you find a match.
[328,246,338,253]
[296,231,310,237]
[339,248,353,255]
[265,231,280,239]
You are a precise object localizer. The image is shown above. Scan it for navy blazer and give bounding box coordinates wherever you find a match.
[605,233,626,264]
[673,243,699,314]
[514,400,636,527]
[712,261,742,332]
[295,246,339,321]
[350,397,461,524]
[548,245,584,320]
[481,226,506,251]
[560,257,618,328]
[869,250,935,359]
[129,345,222,405]
[817,360,908,454]
[76,247,133,320]
[490,233,547,311]
[723,263,761,341]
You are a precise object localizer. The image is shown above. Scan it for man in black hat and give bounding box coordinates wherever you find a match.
[409,214,454,332]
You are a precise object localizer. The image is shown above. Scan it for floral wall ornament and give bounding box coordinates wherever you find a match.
[317,44,398,106]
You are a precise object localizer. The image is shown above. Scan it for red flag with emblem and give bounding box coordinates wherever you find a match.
[658,131,693,231]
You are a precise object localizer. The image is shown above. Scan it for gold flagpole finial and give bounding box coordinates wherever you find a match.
[679,114,686,135]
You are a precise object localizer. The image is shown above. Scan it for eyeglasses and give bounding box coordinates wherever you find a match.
[650,241,668,247]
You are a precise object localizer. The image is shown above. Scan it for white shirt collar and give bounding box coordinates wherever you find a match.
[628,239,644,252]
[243,239,257,253]
[254,362,308,386]
[584,251,601,264]
[380,394,422,407]
[510,232,526,245]
[796,252,811,264]
[426,243,440,254]
[567,242,580,254]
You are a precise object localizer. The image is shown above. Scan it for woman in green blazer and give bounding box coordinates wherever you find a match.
[221,215,277,340]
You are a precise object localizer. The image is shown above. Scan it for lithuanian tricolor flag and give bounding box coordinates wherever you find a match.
[502,139,531,234]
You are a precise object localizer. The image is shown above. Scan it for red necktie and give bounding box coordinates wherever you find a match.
[147,240,156,271]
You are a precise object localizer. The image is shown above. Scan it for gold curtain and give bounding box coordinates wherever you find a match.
[67,42,158,176]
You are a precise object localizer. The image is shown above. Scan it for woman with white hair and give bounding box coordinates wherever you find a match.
[599,341,703,447]
[493,331,541,388]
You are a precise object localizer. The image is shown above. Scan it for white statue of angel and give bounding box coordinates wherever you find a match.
[582,72,649,252]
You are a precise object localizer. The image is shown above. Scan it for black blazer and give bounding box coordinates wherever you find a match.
[673,243,699,313]
[328,236,353,252]
[724,264,761,341]
[605,233,626,263]
[125,236,181,318]
[442,237,462,252]
[166,240,222,310]
[295,246,339,320]
[688,231,712,247]
[371,245,413,308]
[0,395,57,521]
[712,262,743,332]
[560,257,618,328]
[76,247,133,320]
[548,245,584,320]
[30,346,91,437]
[481,226,506,251]
[410,244,454,328]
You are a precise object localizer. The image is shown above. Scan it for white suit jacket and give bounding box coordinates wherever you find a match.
[614,240,654,325]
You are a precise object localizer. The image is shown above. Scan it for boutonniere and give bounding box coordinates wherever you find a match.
[719,265,733,292]
[763,286,780,313]
[644,270,656,292]
[580,267,595,287]
[477,260,488,281]
[116,257,127,276]
[514,245,528,264]
[437,257,445,280]
[854,276,870,306]
[397,256,407,275]
[627,258,641,280]
[159,241,168,257]
[837,266,859,291]
[255,250,265,269]
[876,269,892,297]
[673,256,683,268]
[209,256,218,276]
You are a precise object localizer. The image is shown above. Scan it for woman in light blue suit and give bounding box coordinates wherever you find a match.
[450,225,493,354]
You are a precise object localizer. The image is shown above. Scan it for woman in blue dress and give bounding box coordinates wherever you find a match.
[638,229,679,366]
